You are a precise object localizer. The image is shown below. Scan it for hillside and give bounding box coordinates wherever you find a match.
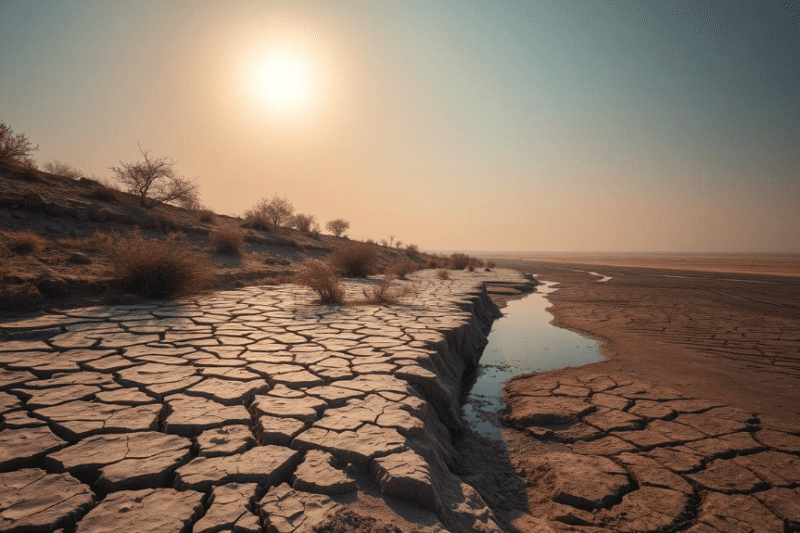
[0,164,432,316]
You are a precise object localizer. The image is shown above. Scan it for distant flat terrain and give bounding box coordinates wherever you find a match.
[490,254,800,428]
[485,252,800,278]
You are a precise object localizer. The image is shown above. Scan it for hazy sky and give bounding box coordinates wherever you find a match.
[1,0,798,252]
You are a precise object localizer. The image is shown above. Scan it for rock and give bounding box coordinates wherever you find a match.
[193,483,261,533]
[36,275,69,297]
[0,468,94,532]
[292,450,357,495]
[164,394,251,437]
[46,432,192,492]
[174,445,301,491]
[68,252,92,264]
[372,450,440,511]
[197,425,257,457]
[75,488,204,533]
[687,492,784,533]
[0,425,66,471]
[257,483,340,533]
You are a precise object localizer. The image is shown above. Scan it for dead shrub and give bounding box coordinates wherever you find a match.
[487,261,496,269]
[448,253,471,270]
[62,231,117,253]
[436,268,450,280]
[329,242,377,278]
[390,258,418,280]
[360,274,418,305]
[209,228,245,255]
[1,230,47,255]
[293,259,344,304]
[0,282,43,311]
[198,209,216,223]
[113,232,214,299]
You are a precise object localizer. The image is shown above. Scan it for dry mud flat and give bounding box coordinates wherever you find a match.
[498,258,800,532]
[0,269,535,533]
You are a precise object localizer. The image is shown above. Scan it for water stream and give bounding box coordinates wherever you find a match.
[462,280,603,439]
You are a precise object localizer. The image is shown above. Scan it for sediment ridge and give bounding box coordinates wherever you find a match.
[0,268,535,533]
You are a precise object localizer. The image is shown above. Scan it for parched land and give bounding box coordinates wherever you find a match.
[491,256,800,532]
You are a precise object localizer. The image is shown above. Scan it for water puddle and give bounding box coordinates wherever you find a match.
[462,280,602,439]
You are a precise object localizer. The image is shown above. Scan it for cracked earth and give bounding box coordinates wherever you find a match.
[0,269,531,533]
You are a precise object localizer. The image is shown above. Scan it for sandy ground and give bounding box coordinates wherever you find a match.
[492,255,800,429]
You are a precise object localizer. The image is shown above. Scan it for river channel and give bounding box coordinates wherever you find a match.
[463,279,603,439]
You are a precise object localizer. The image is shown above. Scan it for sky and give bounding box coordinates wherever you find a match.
[1,0,798,253]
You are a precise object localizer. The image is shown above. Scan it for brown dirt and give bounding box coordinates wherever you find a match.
[487,255,800,532]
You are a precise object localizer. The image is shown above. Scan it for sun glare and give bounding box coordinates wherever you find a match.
[258,58,305,107]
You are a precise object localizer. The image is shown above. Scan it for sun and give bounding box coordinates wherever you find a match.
[258,58,305,107]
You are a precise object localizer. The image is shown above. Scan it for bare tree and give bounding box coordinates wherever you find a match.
[0,121,38,166]
[249,195,294,230]
[110,144,198,209]
[388,235,395,247]
[325,219,350,237]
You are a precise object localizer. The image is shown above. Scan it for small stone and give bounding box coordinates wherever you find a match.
[68,252,92,264]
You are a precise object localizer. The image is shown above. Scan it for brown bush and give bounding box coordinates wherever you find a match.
[360,275,417,305]
[293,259,344,304]
[448,253,471,270]
[390,258,418,280]
[113,232,214,299]
[209,228,244,255]
[329,242,377,278]
[198,209,216,223]
[486,261,496,269]
[0,282,42,311]
[1,230,46,255]
[436,268,450,280]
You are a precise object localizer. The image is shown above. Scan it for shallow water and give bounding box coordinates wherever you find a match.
[462,280,602,439]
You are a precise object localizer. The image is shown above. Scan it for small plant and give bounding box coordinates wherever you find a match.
[43,160,83,180]
[436,268,450,280]
[198,209,216,223]
[1,230,47,255]
[361,274,418,305]
[113,231,214,299]
[448,253,471,270]
[390,258,418,280]
[293,259,344,304]
[292,213,317,233]
[209,228,244,255]
[329,242,377,278]
[325,219,350,237]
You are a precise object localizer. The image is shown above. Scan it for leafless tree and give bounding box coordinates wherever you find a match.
[325,219,350,237]
[110,144,199,209]
[249,195,294,230]
[0,121,38,166]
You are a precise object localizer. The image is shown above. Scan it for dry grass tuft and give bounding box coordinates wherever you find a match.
[390,258,418,280]
[436,268,450,280]
[1,230,47,255]
[448,253,472,270]
[0,282,42,311]
[198,209,216,223]
[293,259,344,304]
[113,232,214,299]
[60,231,117,253]
[360,274,417,305]
[209,228,245,255]
[329,242,377,278]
